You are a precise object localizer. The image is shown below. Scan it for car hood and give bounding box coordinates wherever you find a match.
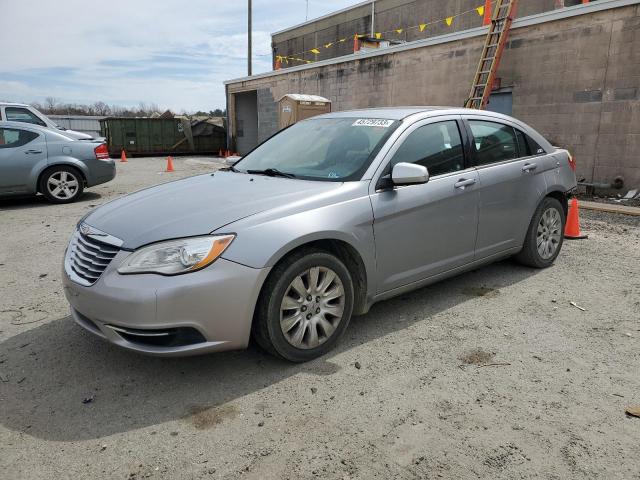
[83,171,342,249]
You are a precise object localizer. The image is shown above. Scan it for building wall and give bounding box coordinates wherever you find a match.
[228,3,640,186]
[48,115,105,138]
[272,0,589,67]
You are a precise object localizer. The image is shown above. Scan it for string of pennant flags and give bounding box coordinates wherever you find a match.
[274,1,495,66]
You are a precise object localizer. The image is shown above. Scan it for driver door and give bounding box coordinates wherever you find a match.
[370,117,479,293]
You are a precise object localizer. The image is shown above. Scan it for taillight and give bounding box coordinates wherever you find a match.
[94,143,110,160]
[567,152,576,172]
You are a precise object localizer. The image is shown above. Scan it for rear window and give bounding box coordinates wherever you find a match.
[0,128,39,148]
[5,107,46,127]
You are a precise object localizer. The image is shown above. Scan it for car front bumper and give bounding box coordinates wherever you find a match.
[62,251,270,357]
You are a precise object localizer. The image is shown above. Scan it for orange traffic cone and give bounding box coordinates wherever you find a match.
[218,148,223,157]
[165,156,175,173]
[564,198,588,239]
[120,149,128,162]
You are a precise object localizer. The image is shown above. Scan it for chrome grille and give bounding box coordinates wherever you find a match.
[68,230,120,285]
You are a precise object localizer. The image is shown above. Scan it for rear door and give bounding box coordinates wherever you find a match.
[0,127,48,193]
[370,116,480,293]
[464,117,549,259]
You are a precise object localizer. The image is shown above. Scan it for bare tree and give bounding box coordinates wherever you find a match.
[92,101,111,116]
[44,97,58,113]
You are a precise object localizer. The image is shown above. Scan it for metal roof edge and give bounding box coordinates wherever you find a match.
[225,0,639,85]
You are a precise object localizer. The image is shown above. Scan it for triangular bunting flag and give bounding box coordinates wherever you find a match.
[445,17,453,26]
[310,48,320,54]
[476,5,484,16]
[375,32,382,39]
[419,24,427,32]
[396,28,403,34]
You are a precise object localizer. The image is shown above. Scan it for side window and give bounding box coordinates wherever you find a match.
[0,128,39,149]
[468,120,518,165]
[389,121,464,176]
[515,129,531,157]
[526,134,545,156]
[5,107,46,127]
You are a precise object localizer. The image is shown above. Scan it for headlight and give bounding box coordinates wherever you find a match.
[117,234,234,275]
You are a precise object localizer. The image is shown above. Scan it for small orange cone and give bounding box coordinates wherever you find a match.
[165,156,175,173]
[564,198,588,239]
[120,149,128,162]
[218,148,223,157]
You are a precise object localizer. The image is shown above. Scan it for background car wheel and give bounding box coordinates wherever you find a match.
[515,196,566,268]
[39,166,84,204]
[253,249,354,362]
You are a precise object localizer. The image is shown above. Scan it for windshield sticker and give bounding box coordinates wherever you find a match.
[327,171,339,178]
[352,118,394,128]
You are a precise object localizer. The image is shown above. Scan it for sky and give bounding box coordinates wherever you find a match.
[0,0,360,112]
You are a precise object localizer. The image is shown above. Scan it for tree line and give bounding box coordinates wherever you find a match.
[30,97,225,117]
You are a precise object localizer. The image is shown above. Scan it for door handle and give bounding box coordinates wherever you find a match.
[25,149,42,154]
[454,178,477,189]
[522,163,537,172]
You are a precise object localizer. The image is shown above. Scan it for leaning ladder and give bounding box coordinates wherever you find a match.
[464,0,518,109]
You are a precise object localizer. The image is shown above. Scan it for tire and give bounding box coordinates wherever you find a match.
[515,196,566,268]
[253,249,354,362]
[39,166,84,204]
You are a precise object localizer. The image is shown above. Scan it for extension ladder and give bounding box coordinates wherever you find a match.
[464,0,518,109]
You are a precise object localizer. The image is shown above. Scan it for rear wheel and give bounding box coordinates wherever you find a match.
[40,166,84,203]
[253,249,354,362]
[515,197,565,268]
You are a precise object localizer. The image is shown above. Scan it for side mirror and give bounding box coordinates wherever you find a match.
[391,162,429,186]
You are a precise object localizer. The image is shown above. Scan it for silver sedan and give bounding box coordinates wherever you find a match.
[62,107,576,361]
[0,121,115,203]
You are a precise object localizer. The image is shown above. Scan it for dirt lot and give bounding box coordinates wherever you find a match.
[1,158,639,479]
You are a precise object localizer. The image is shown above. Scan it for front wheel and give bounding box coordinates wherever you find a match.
[40,166,84,203]
[253,249,354,362]
[515,197,565,268]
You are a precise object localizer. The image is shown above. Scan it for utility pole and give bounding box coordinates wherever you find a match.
[370,0,375,37]
[247,0,252,76]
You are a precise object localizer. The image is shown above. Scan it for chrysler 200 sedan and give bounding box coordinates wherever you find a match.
[62,107,577,362]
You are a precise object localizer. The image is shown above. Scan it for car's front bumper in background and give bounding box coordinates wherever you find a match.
[62,251,270,357]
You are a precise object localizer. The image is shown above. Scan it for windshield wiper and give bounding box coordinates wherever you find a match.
[246,168,297,179]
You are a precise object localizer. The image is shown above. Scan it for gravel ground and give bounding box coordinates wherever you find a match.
[1,157,639,479]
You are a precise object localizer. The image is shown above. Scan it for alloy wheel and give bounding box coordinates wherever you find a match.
[280,266,345,349]
[536,207,562,259]
[47,171,79,200]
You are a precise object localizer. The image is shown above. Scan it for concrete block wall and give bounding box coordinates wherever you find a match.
[229,3,640,186]
[273,0,567,67]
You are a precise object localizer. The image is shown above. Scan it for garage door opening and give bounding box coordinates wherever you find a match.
[234,91,258,155]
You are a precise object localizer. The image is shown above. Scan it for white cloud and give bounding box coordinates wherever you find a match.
[0,0,360,111]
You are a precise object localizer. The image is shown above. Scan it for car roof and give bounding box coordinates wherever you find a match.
[319,106,518,122]
[0,102,31,107]
[0,120,76,140]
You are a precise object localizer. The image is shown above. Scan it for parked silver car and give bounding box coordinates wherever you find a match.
[0,102,94,140]
[62,107,577,361]
[0,121,115,203]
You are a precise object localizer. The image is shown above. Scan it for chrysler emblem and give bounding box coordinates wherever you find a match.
[79,223,107,237]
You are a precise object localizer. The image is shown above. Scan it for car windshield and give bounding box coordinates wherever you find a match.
[234,117,399,181]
